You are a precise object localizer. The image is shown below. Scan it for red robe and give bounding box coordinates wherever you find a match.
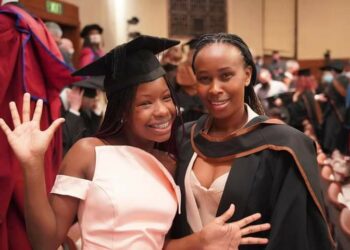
[0,4,79,249]
[79,46,104,68]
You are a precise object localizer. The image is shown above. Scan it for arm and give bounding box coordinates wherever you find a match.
[0,93,93,249]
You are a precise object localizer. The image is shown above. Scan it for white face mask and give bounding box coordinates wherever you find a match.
[68,48,75,56]
[322,72,334,84]
[89,34,102,44]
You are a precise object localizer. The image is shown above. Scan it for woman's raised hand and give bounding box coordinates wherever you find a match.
[0,93,65,165]
[200,204,270,250]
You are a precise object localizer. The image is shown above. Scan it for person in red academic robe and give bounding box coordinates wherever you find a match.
[78,24,105,68]
[0,2,79,249]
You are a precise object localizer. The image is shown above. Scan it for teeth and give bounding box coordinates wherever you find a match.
[150,122,169,129]
[211,100,228,105]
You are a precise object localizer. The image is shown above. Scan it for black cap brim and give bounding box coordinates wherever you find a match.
[72,76,105,90]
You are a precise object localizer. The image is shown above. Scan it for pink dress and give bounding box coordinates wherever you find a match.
[51,146,181,250]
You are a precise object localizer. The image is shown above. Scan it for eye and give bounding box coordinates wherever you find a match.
[221,72,233,81]
[137,101,152,108]
[197,76,211,84]
[163,94,172,102]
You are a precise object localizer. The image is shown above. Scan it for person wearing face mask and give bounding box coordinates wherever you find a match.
[322,75,349,154]
[318,60,344,94]
[79,24,105,68]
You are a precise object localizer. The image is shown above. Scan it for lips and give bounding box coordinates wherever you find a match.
[209,99,230,105]
[208,98,230,111]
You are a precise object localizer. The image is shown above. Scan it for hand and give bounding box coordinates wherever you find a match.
[274,98,283,107]
[199,204,270,250]
[0,93,65,165]
[67,87,84,112]
[314,93,328,103]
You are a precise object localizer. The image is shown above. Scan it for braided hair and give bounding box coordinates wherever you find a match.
[192,33,265,115]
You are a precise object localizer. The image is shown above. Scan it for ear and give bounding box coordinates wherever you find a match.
[244,65,253,87]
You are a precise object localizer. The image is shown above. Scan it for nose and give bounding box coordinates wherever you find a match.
[154,100,170,117]
[208,79,223,95]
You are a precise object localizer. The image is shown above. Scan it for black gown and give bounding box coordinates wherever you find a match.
[62,109,102,154]
[171,115,334,250]
[322,85,347,154]
[286,91,322,136]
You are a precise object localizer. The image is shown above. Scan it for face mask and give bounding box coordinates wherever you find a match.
[89,34,102,44]
[322,73,334,84]
[68,48,75,55]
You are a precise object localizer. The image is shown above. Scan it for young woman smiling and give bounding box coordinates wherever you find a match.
[171,33,334,250]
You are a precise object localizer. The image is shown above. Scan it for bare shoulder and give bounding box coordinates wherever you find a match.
[59,137,105,179]
[152,149,177,177]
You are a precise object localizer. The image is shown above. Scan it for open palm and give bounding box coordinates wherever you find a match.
[0,93,64,165]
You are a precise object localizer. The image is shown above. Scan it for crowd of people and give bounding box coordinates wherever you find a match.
[1,0,350,250]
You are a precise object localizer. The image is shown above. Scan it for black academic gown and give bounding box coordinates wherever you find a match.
[62,109,102,154]
[171,115,334,250]
[322,85,347,154]
[286,91,322,137]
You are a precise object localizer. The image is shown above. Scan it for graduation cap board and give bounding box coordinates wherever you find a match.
[298,68,311,77]
[80,24,103,38]
[320,60,344,74]
[73,35,180,97]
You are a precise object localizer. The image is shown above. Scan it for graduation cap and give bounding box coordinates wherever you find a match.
[80,24,103,38]
[185,38,199,49]
[266,91,294,107]
[297,68,311,77]
[73,35,180,97]
[72,76,104,98]
[320,60,344,74]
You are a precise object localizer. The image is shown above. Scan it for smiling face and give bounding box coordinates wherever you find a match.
[193,43,252,121]
[125,77,176,145]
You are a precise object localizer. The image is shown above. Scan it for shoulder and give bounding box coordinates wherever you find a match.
[152,149,176,177]
[176,121,195,142]
[176,115,208,141]
[261,123,315,150]
[59,137,105,179]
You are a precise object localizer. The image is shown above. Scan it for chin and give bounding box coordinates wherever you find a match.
[210,110,232,120]
[150,133,172,143]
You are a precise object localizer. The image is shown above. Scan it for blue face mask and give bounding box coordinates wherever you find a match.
[322,73,334,84]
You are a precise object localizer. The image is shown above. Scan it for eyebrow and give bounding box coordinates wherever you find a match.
[137,89,170,98]
[196,66,234,74]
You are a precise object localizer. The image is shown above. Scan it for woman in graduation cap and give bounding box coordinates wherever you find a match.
[0,35,270,250]
[79,24,105,68]
[170,33,335,250]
